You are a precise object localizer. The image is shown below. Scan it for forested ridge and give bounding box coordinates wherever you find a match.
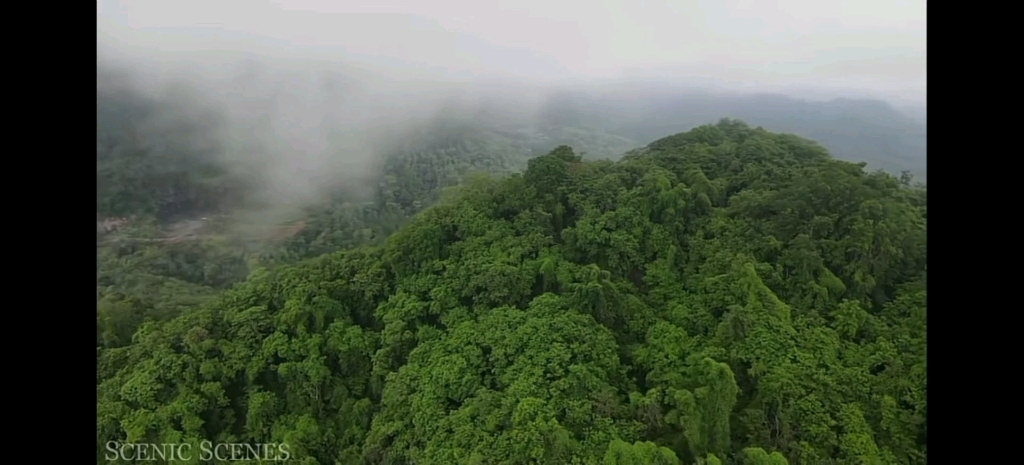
[538,90,927,183]
[97,118,926,464]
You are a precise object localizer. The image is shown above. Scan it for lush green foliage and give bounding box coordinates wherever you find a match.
[97,120,926,464]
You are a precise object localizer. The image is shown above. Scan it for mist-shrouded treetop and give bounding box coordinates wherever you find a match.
[96,47,926,226]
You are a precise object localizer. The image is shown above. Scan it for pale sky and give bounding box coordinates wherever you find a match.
[97,0,926,104]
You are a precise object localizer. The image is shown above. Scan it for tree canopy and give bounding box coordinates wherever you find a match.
[97,119,926,464]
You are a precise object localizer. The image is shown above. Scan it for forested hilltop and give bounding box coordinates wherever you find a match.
[97,120,927,464]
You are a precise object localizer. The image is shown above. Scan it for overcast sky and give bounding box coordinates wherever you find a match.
[97,0,926,105]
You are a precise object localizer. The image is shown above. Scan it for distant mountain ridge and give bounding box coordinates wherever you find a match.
[533,89,927,182]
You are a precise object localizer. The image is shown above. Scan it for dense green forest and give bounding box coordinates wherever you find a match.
[97,110,926,463]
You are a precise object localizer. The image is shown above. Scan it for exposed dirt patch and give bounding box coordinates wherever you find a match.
[98,214,307,245]
[267,221,307,241]
[160,216,306,244]
[160,217,215,243]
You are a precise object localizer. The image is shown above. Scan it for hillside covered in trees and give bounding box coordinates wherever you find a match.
[97,119,927,464]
